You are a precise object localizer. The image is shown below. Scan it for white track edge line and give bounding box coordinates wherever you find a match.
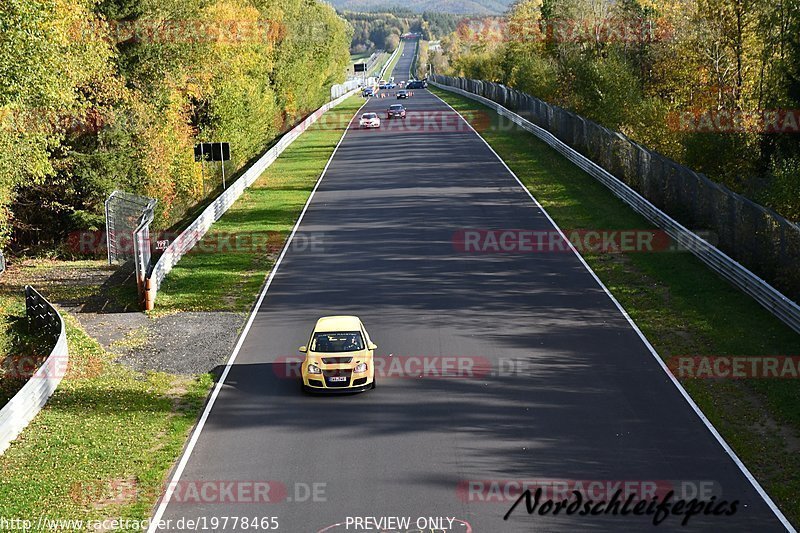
[429,86,795,533]
[147,97,369,533]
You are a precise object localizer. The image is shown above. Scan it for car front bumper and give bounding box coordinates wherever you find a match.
[302,363,374,393]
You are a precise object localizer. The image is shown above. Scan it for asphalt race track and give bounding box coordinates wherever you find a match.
[151,40,790,532]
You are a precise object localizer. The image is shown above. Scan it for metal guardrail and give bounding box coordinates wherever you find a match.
[0,287,68,455]
[432,77,800,335]
[145,87,361,309]
[133,207,155,305]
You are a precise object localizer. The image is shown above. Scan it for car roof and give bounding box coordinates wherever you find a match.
[314,315,362,332]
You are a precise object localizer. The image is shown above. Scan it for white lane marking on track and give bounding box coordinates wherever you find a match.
[429,87,796,533]
[146,96,370,533]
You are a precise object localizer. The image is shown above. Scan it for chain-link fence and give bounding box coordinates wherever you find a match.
[104,191,157,265]
[0,250,5,278]
[26,285,62,346]
[434,75,800,304]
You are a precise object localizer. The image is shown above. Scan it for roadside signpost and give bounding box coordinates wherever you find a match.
[194,142,232,189]
[355,62,367,87]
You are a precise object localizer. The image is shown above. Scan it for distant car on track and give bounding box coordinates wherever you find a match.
[362,87,375,97]
[359,112,381,128]
[407,80,426,89]
[300,316,377,393]
[396,90,409,99]
[387,104,406,119]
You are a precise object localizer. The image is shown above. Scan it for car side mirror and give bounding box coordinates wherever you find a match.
[368,343,378,350]
[299,346,308,353]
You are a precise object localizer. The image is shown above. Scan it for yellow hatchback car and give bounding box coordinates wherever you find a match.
[300,316,377,393]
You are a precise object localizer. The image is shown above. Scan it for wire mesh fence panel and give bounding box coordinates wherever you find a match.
[25,286,62,346]
[104,191,157,265]
[0,250,5,277]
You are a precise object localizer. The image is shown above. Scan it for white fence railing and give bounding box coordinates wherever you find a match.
[432,77,800,334]
[332,79,361,100]
[145,87,361,309]
[0,287,68,455]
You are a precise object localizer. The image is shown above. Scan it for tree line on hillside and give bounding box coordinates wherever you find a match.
[342,9,461,53]
[0,0,351,253]
[438,0,800,221]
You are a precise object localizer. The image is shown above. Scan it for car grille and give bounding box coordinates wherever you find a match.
[352,377,367,386]
[323,369,352,388]
[322,357,352,364]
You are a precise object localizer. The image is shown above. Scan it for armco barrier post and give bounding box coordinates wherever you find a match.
[144,277,156,311]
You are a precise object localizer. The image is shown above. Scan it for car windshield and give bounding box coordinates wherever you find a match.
[311,331,364,353]
[390,105,403,110]
[362,113,377,119]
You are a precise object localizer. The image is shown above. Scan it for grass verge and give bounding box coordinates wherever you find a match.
[154,94,364,314]
[349,51,371,65]
[432,86,800,524]
[368,52,389,78]
[381,42,405,80]
[0,307,213,523]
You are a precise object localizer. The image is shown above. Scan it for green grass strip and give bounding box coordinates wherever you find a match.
[155,95,364,314]
[381,41,405,80]
[0,311,213,523]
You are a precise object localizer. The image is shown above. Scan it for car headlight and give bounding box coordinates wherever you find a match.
[354,363,367,373]
[308,364,321,375]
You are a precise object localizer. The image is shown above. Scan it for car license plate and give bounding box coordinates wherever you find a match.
[329,376,347,382]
